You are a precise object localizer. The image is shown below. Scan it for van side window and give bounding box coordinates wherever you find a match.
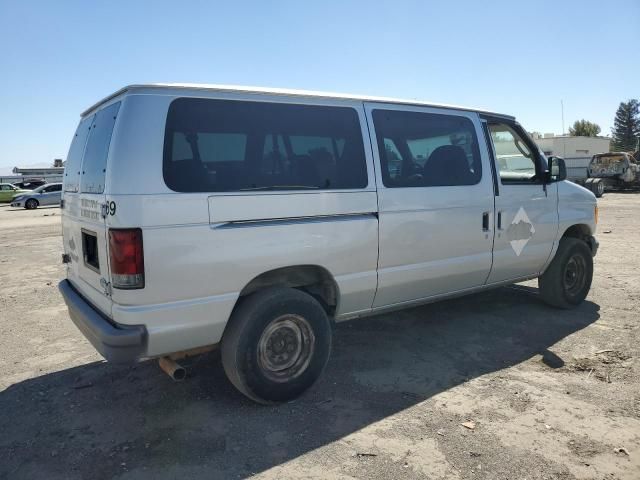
[199,133,247,163]
[63,116,93,193]
[383,139,403,179]
[163,98,368,192]
[488,123,539,184]
[80,102,121,194]
[372,110,482,187]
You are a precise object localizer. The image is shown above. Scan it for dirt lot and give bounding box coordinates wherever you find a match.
[0,194,638,480]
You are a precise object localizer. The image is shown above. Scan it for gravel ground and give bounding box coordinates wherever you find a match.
[0,194,638,480]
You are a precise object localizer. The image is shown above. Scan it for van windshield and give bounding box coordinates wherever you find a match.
[163,98,368,192]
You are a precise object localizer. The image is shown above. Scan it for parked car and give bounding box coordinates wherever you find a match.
[58,84,598,404]
[11,182,62,209]
[583,152,640,197]
[0,183,31,202]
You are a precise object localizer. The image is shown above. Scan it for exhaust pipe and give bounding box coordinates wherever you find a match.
[158,356,186,381]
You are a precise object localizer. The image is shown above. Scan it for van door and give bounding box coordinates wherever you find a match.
[61,102,121,316]
[482,118,558,283]
[365,104,495,307]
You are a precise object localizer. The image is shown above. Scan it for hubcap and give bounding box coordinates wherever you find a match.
[257,314,314,382]
[564,254,586,296]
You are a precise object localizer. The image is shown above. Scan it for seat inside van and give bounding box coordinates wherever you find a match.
[423,145,475,186]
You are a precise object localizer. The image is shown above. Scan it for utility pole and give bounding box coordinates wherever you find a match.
[561,100,565,135]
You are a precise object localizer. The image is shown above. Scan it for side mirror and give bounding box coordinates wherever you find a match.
[547,156,567,182]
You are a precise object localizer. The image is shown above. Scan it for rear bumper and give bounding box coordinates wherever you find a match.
[58,280,147,363]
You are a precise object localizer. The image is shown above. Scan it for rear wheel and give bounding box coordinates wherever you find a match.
[539,237,593,309]
[221,287,332,404]
[25,199,38,210]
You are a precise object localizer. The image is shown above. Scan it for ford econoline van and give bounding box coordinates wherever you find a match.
[59,84,598,404]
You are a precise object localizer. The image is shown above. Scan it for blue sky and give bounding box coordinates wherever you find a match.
[0,0,638,170]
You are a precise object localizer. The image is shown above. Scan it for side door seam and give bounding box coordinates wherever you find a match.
[361,102,382,308]
[481,118,499,285]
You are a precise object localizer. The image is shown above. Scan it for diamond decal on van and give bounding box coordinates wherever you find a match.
[507,207,535,257]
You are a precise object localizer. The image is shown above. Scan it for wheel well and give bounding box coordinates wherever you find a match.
[238,265,339,316]
[562,224,591,243]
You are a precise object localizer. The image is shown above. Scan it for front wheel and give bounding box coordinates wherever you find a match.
[25,199,38,210]
[538,237,593,309]
[221,287,332,404]
[594,180,604,198]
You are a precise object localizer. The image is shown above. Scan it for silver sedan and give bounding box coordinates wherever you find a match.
[11,183,62,209]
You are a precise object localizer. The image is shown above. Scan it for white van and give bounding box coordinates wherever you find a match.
[59,84,598,403]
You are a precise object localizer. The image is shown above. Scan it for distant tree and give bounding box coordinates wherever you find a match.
[611,99,640,151]
[568,119,601,137]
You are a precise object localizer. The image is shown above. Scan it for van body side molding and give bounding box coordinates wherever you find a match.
[207,191,378,224]
[213,212,378,229]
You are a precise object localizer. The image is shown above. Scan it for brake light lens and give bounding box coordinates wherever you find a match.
[108,228,145,289]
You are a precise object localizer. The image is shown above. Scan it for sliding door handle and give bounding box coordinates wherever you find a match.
[482,212,490,231]
[497,211,502,230]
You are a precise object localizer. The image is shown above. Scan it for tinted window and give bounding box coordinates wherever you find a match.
[163,98,368,192]
[80,102,121,194]
[63,116,93,193]
[372,110,482,187]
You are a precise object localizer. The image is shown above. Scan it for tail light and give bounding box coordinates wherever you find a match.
[108,228,145,289]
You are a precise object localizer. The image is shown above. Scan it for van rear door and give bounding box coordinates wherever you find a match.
[61,101,121,316]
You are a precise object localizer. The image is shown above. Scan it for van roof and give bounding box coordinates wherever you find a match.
[82,83,515,120]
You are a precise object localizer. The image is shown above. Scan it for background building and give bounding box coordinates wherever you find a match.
[531,134,611,181]
[0,159,65,184]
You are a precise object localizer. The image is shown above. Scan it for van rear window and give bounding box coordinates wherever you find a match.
[80,102,120,194]
[63,116,93,193]
[163,98,368,192]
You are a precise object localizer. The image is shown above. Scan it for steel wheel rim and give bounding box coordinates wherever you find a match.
[564,254,586,296]
[257,314,315,383]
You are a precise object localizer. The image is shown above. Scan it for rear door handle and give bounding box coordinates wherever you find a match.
[482,212,490,231]
[497,211,502,230]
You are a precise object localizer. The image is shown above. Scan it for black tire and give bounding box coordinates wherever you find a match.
[594,180,604,198]
[25,199,38,210]
[221,287,332,404]
[538,237,593,309]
